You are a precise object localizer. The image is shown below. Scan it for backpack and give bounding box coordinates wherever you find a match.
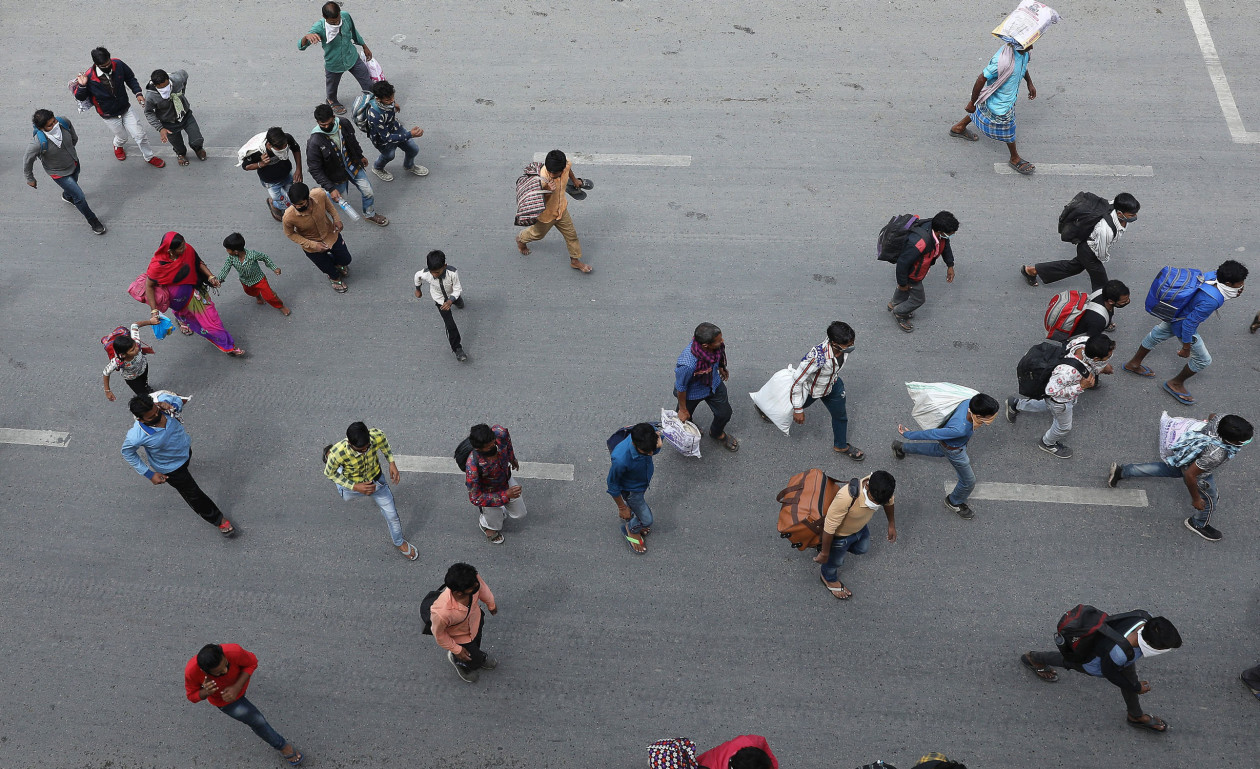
[1058,191,1115,244]
[1016,342,1089,399]
[607,426,634,453]
[1054,604,1151,668]
[33,117,70,152]
[419,586,445,635]
[101,326,154,361]
[350,92,375,132]
[514,162,546,226]
[876,214,920,263]
[1043,290,1105,339]
[1145,266,1207,322]
[454,438,474,472]
[647,738,698,769]
[776,470,858,551]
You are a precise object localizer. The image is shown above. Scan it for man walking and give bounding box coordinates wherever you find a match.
[786,321,862,459]
[949,39,1037,174]
[299,1,374,114]
[1123,260,1247,404]
[1047,280,1130,342]
[72,47,164,167]
[365,81,427,180]
[413,249,467,362]
[675,322,739,452]
[23,109,106,235]
[308,103,388,226]
[515,149,593,274]
[184,643,303,764]
[607,423,661,554]
[282,182,353,293]
[892,393,999,520]
[1007,334,1115,458]
[323,422,417,560]
[121,393,235,537]
[813,471,896,600]
[464,424,528,544]
[429,563,498,684]
[888,212,959,333]
[1108,413,1252,541]
[1021,193,1140,291]
[241,127,304,222]
[143,69,205,166]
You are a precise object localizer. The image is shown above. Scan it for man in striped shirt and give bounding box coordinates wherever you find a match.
[323,422,417,560]
[787,321,862,461]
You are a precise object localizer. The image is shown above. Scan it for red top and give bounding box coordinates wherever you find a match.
[696,735,778,769]
[184,643,258,707]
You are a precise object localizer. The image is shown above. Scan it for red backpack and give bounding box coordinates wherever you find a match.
[101,326,154,362]
[1043,290,1096,339]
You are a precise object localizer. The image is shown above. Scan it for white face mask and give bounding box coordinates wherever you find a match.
[157,83,173,99]
[860,485,882,510]
[1136,629,1170,658]
[325,20,342,42]
[46,123,64,143]
[1216,283,1242,300]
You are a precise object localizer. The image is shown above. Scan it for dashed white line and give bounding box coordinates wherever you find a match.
[0,429,71,447]
[994,163,1154,177]
[394,455,574,481]
[531,152,692,167]
[946,481,1147,507]
[1184,0,1260,144]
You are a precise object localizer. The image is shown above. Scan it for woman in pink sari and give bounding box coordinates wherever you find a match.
[143,232,244,356]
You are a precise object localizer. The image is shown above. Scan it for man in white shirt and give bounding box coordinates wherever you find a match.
[414,249,467,362]
[1008,334,1115,458]
[1021,193,1140,291]
[785,321,862,460]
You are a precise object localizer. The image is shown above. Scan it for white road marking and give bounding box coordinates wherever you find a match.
[394,455,575,481]
[946,481,1147,507]
[0,428,71,447]
[1184,0,1260,144]
[171,147,239,159]
[531,152,691,167]
[994,163,1154,176]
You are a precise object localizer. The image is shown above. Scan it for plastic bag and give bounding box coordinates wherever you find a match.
[660,408,702,458]
[992,0,1060,49]
[750,367,797,435]
[1158,410,1207,461]
[68,77,91,113]
[152,313,175,340]
[360,53,385,82]
[906,382,978,430]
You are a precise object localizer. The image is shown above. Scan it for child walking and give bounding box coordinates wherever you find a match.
[103,318,161,401]
[414,249,467,361]
[218,233,290,315]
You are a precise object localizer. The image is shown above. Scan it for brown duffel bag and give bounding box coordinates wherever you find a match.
[775,469,857,551]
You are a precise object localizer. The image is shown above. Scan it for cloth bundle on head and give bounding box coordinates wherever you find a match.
[992,0,1060,49]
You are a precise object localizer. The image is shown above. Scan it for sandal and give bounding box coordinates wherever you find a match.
[1250,314,1260,334]
[1123,363,1154,378]
[622,524,646,554]
[398,541,419,561]
[896,315,914,333]
[834,445,865,461]
[886,302,913,318]
[195,148,207,161]
[820,574,851,599]
[328,100,347,115]
[330,279,348,293]
[1162,381,1195,405]
[226,347,245,357]
[1021,652,1058,682]
[217,519,236,538]
[1127,714,1167,732]
[178,321,193,336]
[1009,159,1036,175]
[479,523,505,545]
[949,128,979,141]
[570,258,593,274]
[176,155,190,166]
[281,745,304,765]
[1019,266,1039,286]
[716,432,740,452]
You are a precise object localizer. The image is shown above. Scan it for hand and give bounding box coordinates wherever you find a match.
[946,266,956,284]
[1138,681,1151,695]
[677,407,691,423]
[360,158,370,169]
[440,300,453,311]
[105,390,116,401]
[208,277,222,288]
[964,101,976,114]
[256,154,272,167]
[329,189,342,202]
[488,606,497,616]
[410,127,423,137]
[159,128,171,144]
[414,289,423,299]
[362,45,373,60]
[887,526,897,543]
[388,461,400,485]
[76,73,89,86]
[506,485,523,500]
[1101,363,1114,375]
[897,424,909,435]
[135,93,145,105]
[1082,374,1097,389]
[898,284,909,292]
[1027,84,1038,100]
[157,401,176,413]
[303,33,323,46]
[273,268,282,275]
[219,685,241,704]
[510,459,520,472]
[812,552,827,564]
[292,170,303,184]
[1177,346,1192,359]
[353,481,377,494]
[718,367,729,381]
[617,505,632,520]
[792,412,805,425]
[27,180,36,188]
[199,679,218,697]
[455,648,472,662]
[1191,495,1207,511]
[150,473,168,485]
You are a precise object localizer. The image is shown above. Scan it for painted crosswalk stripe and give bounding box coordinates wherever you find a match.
[532,152,691,167]
[945,481,1147,507]
[1184,0,1260,144]
[0,428,71,447]
[394,455,574,481]
[994,163,1154,177]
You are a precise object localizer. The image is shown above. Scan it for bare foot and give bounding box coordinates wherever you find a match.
[279,305,291,316]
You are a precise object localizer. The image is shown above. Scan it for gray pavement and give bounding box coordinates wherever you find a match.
[2,1,1259,767]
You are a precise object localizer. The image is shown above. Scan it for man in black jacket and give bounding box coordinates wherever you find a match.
[306,104,387,226]
[888,212,959,333]
[72,47,164,167]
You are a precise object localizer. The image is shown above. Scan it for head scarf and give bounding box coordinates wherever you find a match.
[146,231,200,287]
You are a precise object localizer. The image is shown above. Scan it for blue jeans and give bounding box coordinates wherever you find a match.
[336,478,404,546]
[902,441,976,505]
[622,490,653,534]
[374,138,420,171]
[1141,322,1212,372]
[51,163,98,223]
[218,696,286,750]
[333,167,376,216]
[1120,462,1218,528]
[260,173,293,211]
[804,381,848,449]
[820,524,870,582]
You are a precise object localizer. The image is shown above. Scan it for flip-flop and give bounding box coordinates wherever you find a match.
[1250,315,1260,334]
[176,155,190,166]
[1162,382,1195,405]
[281,746,304,765]
[1127,715,1167,733]
[178,322,193,336]
[398,542,419,561]
[820,574,851,599]
[949,128,979,141]
[1021,652,1058,682]
[479,523,505,545]
[328,101,347,115]
[1124,364,1155,378]
[718,432,740,452]
[1019,266,1039,286]
[621,523,646,554]
[1009,159,1036,175]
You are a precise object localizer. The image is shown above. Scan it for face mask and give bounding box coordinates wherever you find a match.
[157,83,172,99]
[1216,283,1242,300]
[1136,631,1170,658]
[861,485,882,510]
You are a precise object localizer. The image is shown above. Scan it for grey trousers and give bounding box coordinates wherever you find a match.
[1014,397,1074,446]
[890,281,926,318]
[326,58,374,104]
[160,114,204,157]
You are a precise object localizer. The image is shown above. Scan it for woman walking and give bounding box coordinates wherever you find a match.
[142,232,244,356]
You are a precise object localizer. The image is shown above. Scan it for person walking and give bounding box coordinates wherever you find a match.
[102,319,160,400]
[413,250,466,361]
[1020,194,1140,291]
[813,471,896,600]
[1007,334,1115,459]
[23,109,106,235]
[695,736,779,769]
[299,1,374,114]
[218,233,290,316]
[240,127,304,222]
[121,393,235,537]
[282,182,353,293]
[887,212,959,333]
[365,81,427,180]
[72,47,164,167]
[143,68,206,166]
[515,149,593,274]
[1021,613,1182,733]
[1108,413,1252,541]
[1046,280,1130,342]
[783,321,862,459]
[607,423,661,554]
[141,232,244,356]
[323,422,417,560]
[308,103,388,226]
[429,563,498,684]
[948,39,1037,174]
[675,322,739,452]
[1123,260,1247,405]
[184,643,303,765]
[892,394,999,520]
[464,423,527,544]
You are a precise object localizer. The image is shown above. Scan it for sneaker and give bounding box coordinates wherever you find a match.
[454,347,468,362]
[891,440,905,460]
[146,157,166,168]
[114,146,127,161]
[407,164,430,176]
[480,653,498,670]
[217,519,237,538]
[1184,518,1222,541]
[364,213,389,227]
[89,219,107,235]
[944,497,974,520]
[1005,397,1019,423]
[370,166,394,182]
[448,651,479,683]
[1038,440,1073,459]
[62,194,75,205]
[1107,462,1123,488]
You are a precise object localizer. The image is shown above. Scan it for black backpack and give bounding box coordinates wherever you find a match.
[419,586,446,635]
[876,214,920,263]
[607,426,633,453]
[1055,604,1151,667]
[1058,192,1115,244]
[454,438,473,472]
[1016,342,1089,399]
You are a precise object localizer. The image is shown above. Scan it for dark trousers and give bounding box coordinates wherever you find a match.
[51,163,99,223]
[1034,242,1108,291]
[160,114,204,157]
[686,382,733,439]
[803,381,848,449]
[122,369,153,397]
[165,454,224,526]
[1028,650,1143,718]
[304,235,353,280]
[436,297,464,350]
[453,610,488,671]
[1243,663,1260,691]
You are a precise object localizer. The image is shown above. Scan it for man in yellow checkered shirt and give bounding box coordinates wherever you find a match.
[324,421,417,560]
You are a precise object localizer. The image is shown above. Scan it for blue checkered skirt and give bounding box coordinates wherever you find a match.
[974,102,1016,143]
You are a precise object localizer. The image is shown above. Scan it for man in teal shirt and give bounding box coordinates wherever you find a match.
[949,40,1038,175]
[300,2,374,114]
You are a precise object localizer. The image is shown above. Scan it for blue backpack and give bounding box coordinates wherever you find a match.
[33,117,69,152]
[1145,266,1206,322]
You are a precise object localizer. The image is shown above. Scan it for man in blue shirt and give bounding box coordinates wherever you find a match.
[674,322,738,452]
[121,393,235,537]
[892,393,999,519]
[948,41,1038,174]
[607,423,662,554]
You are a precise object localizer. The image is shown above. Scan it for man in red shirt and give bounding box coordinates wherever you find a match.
[888,212,959,333]
[184,643,303,764]
[696,734,778,769]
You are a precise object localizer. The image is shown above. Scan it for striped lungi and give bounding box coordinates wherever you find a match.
[974,102,1016,143]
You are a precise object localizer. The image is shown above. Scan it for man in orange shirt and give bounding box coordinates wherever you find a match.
[184,643,303,765]
[429,563,498,683]
[515,149,593,274]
